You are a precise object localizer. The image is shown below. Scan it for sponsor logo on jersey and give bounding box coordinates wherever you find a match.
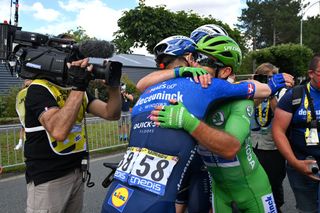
[108,184,133,212]
[136,91,183,107]
[133,121,156,129]
[114,170,128,182]
[245,139,255,169]
[145,83,177,94]
[129,176,163,195]
[298,108,320,117]
[261,194,277,213]
[211,111,224,126]
[246,105,254,117]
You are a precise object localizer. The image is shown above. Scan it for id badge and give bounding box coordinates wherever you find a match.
[305,128,319,146]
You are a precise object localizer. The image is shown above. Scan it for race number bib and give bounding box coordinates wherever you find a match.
[114,147,140,182]
[114,147,178,196]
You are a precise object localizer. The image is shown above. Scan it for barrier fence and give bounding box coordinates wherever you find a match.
[0,116,130,170]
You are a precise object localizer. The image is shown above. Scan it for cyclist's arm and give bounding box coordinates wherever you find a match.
[245,72,294,98]
[191,121,240,160]
[150,100,240,159]
[137,67,211,92]
[223,100,252,146]
[136,69,175,92]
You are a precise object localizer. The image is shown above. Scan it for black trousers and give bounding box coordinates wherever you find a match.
[253,148,286,211]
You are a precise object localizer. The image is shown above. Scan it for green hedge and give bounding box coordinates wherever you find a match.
[0,86,20,119]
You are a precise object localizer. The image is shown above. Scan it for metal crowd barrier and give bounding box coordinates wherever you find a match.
[0,116,130,170]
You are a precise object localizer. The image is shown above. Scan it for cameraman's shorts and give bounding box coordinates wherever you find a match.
[26,168,84,213]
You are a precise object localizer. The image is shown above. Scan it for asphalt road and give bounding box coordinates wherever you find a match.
[0,153,297,213]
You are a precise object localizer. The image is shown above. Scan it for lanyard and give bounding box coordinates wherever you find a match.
[258,98,270,127]
[304,83,318,143]
[304,83,312,123]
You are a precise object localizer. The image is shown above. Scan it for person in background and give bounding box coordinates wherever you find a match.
[251,63,286,212]
[118,82,133,141]
[273,53,320,213]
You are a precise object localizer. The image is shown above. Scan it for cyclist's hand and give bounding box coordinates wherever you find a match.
[268,73,284,96]
[282,73,295,88]
[150,100,200,133]
[175,67,211,88]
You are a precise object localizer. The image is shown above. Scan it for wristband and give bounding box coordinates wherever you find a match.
[174,67,180,78]
[185,114,200,133]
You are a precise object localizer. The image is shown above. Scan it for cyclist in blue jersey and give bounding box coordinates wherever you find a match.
[151,35,213,213]
[101,34,292,213]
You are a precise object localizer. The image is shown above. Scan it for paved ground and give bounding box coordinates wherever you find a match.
[0,153,296,213]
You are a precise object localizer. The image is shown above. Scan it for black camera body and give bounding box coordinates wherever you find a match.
[253,74,269,84]
[0,23,122,87]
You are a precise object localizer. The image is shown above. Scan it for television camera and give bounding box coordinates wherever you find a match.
[0,23,122,87]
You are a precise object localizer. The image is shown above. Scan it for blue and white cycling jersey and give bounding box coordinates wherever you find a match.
[278,85,320,160]
[101,77,255,213]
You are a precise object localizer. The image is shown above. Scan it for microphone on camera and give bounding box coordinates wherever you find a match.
[62,40,115,59]
[78,40,115,58]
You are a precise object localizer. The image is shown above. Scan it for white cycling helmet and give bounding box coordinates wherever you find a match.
[153,35,196,60]
[190,24,228,43]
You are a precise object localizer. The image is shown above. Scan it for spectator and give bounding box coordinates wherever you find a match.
[273,53,320,213]
[251,63,287,212]
[118,82,133,141]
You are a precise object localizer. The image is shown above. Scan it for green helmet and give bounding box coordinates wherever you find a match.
[196,35,242,73]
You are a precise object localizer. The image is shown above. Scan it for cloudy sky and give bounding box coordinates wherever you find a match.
[0,0,318,53]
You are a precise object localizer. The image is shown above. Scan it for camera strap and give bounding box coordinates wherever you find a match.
[81,103,95,188]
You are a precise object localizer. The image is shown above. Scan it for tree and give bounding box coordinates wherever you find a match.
[113,1,245,54]
[302,15,320,53]
[238,0,302,49]
[66,26,94,42]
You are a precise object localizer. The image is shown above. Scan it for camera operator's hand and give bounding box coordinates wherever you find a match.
[68,58,92,91]
[106,62,122,87]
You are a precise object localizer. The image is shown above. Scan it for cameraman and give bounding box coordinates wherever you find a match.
[118,82,133,141]
[20,57,121,213]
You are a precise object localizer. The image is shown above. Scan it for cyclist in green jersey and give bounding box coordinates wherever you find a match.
[149,35,288,212]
